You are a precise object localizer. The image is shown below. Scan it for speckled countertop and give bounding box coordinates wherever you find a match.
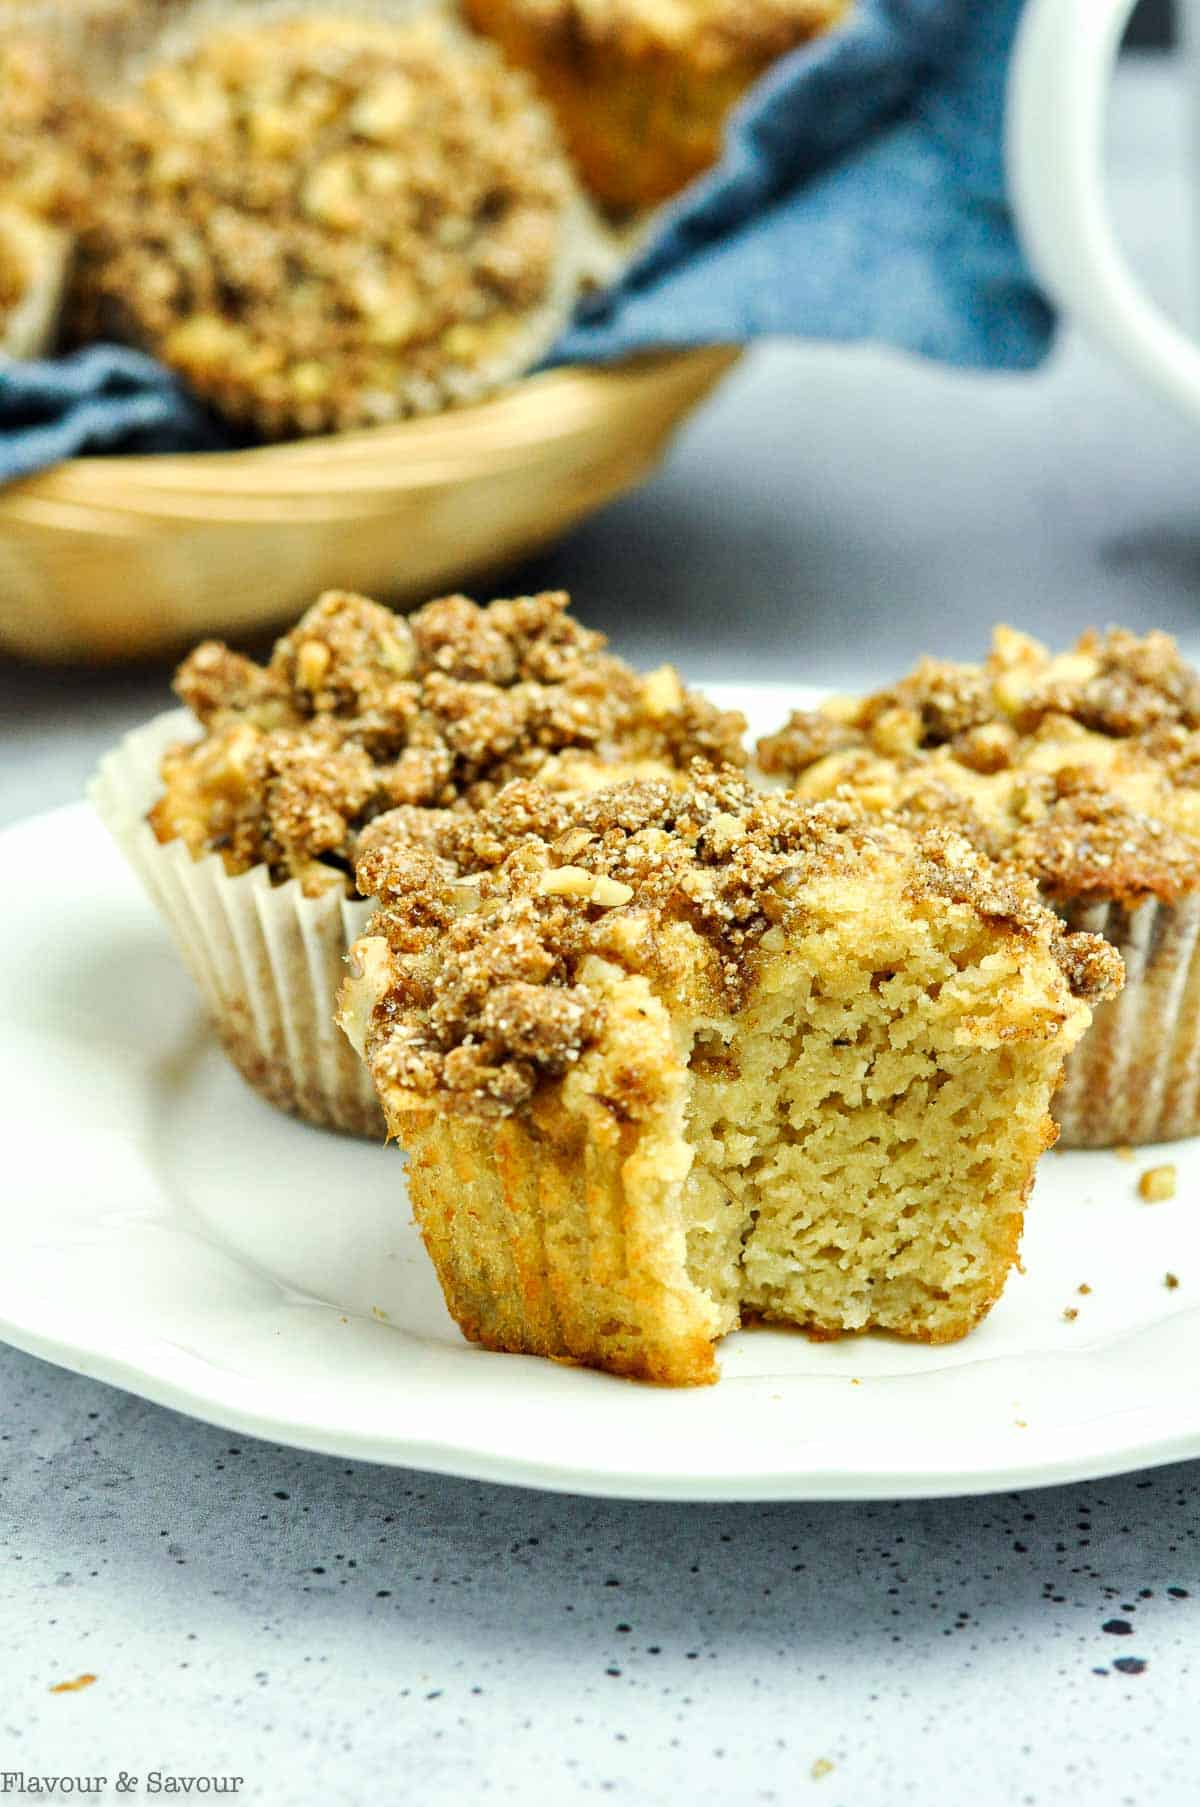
[4,51,1200,1807]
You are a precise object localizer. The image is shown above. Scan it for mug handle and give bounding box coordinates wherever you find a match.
[1007,0,1200,416]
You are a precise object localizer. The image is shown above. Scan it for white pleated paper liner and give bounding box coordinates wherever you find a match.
[89,709,384,1138]
[1053,892,1200,1149]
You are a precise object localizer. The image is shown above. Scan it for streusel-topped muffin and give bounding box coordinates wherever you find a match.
[69,11,598,436]
[759,626,1200,1146]
[91,587,746,1136]
[338,769,1120,1383]
[463,0,848,208]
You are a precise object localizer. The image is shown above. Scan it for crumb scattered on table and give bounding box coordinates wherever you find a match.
[50,1674,97,1694]
[810,1759,835,1782]
[1078,1283,1092,1296]
[1139,1164,1177,1203]
[1114,1144,1134,1162]
[1165,1272,1181,1290]
[1063,1307,1078,1322]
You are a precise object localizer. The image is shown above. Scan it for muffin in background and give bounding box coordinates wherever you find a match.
[338,770,1119,1384]
[461,0,848,209]
[90,587,747,1136]
[759,626,1200,1148]
[68,9,606,437]
[0,33,107,358]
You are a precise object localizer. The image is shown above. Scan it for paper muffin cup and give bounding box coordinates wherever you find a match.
[1052,893,1200,1148]
[89,709,385,1138]
[0,206,70,361]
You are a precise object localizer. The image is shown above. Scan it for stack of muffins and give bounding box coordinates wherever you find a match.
[94,593,1200,1388]
[0,0,849,424]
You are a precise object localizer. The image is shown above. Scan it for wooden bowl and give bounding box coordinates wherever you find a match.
[0,348,737,662]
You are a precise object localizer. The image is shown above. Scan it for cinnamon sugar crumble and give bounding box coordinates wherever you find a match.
[343,769,1121,1118]
[67,14,587,437]
[759,627,1200,903]
[151,589,746,895]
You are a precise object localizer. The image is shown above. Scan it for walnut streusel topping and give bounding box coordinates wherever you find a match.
[150,588,747,895]
[67,12,590,436]
[760,627,1200,904]
[341,769,1122,1118]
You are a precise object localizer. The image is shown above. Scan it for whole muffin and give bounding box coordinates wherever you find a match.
[759,625,1200,1148]
[338,770,1119,1383]
[91,587,747,1135]
[462,0,848,208]
[68,9,599,437]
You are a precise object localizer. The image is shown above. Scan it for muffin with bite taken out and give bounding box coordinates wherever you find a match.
[338,767,1120,1382]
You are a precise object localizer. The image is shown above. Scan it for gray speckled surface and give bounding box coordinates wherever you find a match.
[2,1354,1197,1803]
[4,51,1200,1805]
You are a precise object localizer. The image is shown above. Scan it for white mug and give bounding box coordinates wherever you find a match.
[1007,0,1199,416]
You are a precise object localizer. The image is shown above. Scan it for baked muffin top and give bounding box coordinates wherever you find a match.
[339,767,1122,1120]
[758,626,1200,905]
[150,588,747,895]
[488,0,847,69]
[69,12,590,435]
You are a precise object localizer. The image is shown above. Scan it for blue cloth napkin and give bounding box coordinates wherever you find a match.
[0,0,1047,484]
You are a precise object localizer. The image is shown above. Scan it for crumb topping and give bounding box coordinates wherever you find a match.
[760,627,1200,903]
[67,13,584,436]
[150,588,747,894]
[342,768,1122,1117]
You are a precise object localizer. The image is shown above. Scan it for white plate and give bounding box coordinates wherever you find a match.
[3,684,1200,1501]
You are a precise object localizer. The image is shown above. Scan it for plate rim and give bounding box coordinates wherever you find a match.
[4,722,1200,1502]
